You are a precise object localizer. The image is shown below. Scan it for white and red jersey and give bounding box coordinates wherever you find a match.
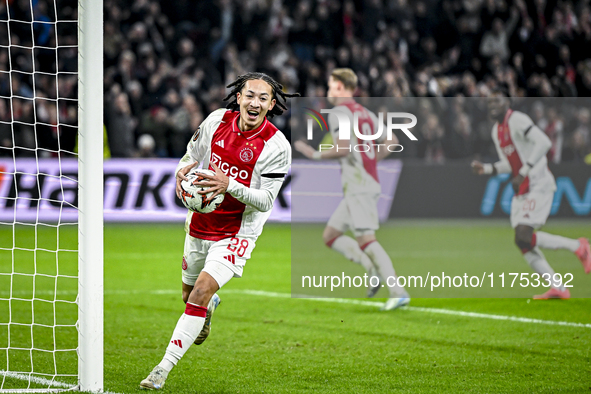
[177,108,291,241]
[328,100,382,196]
[491,109,556,195]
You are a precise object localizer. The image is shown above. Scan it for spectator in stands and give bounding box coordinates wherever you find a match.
[105,91,137,158]
[137,106,173,157]
[479,9,519,63]
[563,108,591,161]
[137,134,157,158]
[418,111,445,164]
[0,99,12,157]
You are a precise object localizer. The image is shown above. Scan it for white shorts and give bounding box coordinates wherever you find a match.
[327,193,380,237]
[181,234,256,288]
[510,190,553,229]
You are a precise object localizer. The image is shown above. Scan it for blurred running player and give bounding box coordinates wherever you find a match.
[472,89,591,299]
[295,68,410,311]
[140,72,298,390]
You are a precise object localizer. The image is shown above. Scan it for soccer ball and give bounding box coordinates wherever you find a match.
[179,169,225,214]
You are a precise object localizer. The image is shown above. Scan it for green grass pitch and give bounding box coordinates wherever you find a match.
[1,221,591,393]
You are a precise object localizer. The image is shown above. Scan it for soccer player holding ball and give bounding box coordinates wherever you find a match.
[140,73,298,390]
[295,68,410,311]
[471,89,591,299]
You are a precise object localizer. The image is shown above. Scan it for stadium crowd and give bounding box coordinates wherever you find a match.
[0,0,590,162]
[0,0,78,157]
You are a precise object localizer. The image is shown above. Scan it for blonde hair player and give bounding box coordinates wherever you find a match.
[295,68,410,311]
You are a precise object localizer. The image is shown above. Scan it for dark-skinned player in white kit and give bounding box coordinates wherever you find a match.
[472,89,591,299]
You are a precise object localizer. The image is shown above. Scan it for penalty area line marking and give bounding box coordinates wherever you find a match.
[219,289,591,329]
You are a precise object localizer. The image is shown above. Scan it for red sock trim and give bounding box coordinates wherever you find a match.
[360,240,376,251]
[185,302,207,318]
[326,236,340,248]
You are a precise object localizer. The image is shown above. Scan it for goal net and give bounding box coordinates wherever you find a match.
[0,0,103,392]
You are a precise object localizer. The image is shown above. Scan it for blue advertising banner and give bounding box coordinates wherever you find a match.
[389,162,591,219]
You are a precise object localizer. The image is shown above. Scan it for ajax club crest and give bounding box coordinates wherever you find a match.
[240,142,257,162]
[240,148,254,162]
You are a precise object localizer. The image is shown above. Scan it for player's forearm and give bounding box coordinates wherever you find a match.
[518,127,552,176]
[226,177,283,212]
[175,152,194,175]
[482,161,511,175]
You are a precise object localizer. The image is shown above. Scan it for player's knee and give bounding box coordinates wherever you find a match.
[323,229,341,247]
[514,226,534,253]
[187,286,212,307]
[356,234,376,250]
[323,234,337,247]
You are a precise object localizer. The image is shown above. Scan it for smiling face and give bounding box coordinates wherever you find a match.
[236,79,276,131]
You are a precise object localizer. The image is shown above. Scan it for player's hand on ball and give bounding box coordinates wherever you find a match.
[470,160,484,175]
[511,174,525,194]
[176,161,200,199]
[195,162,229,201]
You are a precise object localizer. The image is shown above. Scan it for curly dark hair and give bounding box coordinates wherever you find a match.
[223,72,300,118]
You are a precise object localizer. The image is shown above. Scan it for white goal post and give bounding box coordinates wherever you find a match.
[0,0,103,392]
[77,0,103,392]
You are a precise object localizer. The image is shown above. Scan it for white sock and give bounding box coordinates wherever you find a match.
[330,235,374,272]
[363,241,406,297]
[523,247,565,291]
[158,302,207,372]
[536,231,580,252]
